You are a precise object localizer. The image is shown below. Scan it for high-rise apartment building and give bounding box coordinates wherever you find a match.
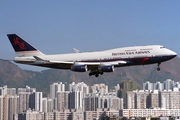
[159,90,180,109]
[118,80,137,108]
[84,108,119,120]
[54,109,72,120]
[143,79,178,91]
[50,82,65,99]
[0,85,7,97]
[47,99,53,112]
[154,82,164,91]
[114,84,120,96]
[8,95,19,120]
[126,90,151,109]
[69,91,84,110]
[0,96,2,120]
[0,95,19,120]
[44,112,54,120]
[146,90,159,108]
[7,88,16,96]
[3,95,10,120]
[126,91,136,109]
[164,79,174,90]
[72,109,84,120]
[85,93,123,111]
[84,96,99,111]
[143,81,154,90]
[17,109,44,120]
[135,90,148,109]
[125,89,180,109]
[91,84,108,94]
[69,82,89,94]
[18,92,31,113]
[107,96,123,110]
[120,108,180,119]
[159,91,170,109]
[18,86,36,94]
[175,82,180,88]
[57,91,70,110]
[119,80,136,90]
[29,92,43,112]
[169,91,180,109]
[42,98,47,112]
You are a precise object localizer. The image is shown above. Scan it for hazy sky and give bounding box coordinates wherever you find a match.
[0,1,180,71]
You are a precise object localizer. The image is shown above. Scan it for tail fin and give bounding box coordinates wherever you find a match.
[7,34,44,57]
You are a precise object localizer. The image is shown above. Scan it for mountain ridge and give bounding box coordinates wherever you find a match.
[0,57,179,96]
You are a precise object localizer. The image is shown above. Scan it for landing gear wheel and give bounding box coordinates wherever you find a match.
[89,70,103,77]
[157,68,160,71]
[89,73,92,76]
[95,74,99,77]
[100,72,103,75]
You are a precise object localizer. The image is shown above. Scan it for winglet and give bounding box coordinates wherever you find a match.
[73,48,82,53]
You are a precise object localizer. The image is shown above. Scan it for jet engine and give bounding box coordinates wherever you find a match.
[98,65,114,72]
[71,65,87,72]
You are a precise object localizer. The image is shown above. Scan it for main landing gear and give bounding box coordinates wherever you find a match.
[157,63,161,71]
[89,70,103,77]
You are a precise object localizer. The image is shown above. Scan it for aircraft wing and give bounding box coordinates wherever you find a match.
[33,56,127,70]
[77,61,127,66]
[33,56,74,64]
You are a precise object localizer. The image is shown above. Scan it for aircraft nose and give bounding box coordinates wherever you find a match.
[170,50,177,58]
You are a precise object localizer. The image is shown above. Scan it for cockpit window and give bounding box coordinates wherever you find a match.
[160,47,165,49]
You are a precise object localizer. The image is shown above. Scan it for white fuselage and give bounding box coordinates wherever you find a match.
[8,34,177,77]
[14,45,176,67]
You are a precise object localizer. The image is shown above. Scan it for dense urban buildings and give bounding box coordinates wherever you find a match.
[120,108,180,119]
[1,79,180,119]
[118,80,137,108]
[143,79,180,91]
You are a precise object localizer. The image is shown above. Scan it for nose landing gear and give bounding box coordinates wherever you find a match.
[157,63,161,71]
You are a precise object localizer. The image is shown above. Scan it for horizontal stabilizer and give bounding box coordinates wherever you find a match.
[33,56,45,61]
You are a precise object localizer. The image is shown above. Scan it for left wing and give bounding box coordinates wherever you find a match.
[33,56,127,70]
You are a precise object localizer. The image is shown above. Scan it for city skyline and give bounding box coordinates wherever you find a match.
[0,82,122,120]
[0,79,180,119]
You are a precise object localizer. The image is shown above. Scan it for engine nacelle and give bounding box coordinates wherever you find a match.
[71,65,87,72]
[98,65,114,72]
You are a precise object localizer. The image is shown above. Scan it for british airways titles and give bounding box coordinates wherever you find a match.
[112,51,150,56]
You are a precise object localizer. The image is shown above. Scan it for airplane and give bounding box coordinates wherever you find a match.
[7,34,177,77]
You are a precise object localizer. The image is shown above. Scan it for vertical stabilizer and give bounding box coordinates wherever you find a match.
[7,34,44,57]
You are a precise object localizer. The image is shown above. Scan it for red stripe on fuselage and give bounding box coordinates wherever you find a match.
[140,57,149,64]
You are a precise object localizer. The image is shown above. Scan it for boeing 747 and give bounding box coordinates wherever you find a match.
[7,34,177,77]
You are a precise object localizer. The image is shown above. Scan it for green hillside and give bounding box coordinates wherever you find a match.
[0,57,180,96]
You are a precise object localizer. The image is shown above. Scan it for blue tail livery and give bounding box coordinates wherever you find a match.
[7,34,44,57]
